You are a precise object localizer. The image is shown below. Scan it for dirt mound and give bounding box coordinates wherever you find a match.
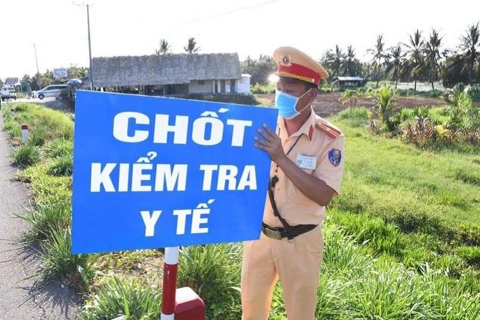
[255,93,447,118]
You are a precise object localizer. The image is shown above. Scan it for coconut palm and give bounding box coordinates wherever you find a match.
[321,45,345,78]
[367,35,386,88]
[384,45,406,88]
[458,22,480,84]
[403,29,425,91]
[184,37,200,54]
[423,29,443,90]
[155,39,171,55]
[344,45,361,76]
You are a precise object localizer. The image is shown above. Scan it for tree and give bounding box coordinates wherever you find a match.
[423,29,443,89]
[68,65,89,80]
[458,22,480,84]
[155,39,171,55]
[41,70,54,88]
[240,55,276,85]
[321,45,345,78]
[404,29,425,91]
[384,45,406,88]
[184,37,200,54]
[344,45,362,76]
[367,35,386,88]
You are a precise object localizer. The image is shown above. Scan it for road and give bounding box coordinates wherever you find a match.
[0,113,80,319]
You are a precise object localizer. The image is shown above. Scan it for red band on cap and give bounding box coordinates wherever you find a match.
[277,62,321,85]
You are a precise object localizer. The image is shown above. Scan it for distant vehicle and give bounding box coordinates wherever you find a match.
[0,86,17,101]
[35,84,68,100]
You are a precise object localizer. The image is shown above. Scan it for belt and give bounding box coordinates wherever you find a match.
[262,222,317,240]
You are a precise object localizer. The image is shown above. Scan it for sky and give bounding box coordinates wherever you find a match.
[1,0,479,80]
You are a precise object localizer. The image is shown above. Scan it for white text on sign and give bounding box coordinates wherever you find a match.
[140,200,215,237]
[112,111,252,147]
[90,163,257,192]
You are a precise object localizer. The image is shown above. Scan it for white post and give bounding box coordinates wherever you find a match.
[21,124,29,143]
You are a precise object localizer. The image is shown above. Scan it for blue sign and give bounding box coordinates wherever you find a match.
[72,91,278,254]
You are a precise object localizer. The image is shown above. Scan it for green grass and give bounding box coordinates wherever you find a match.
[334,108,480,230]
[3,101,480,319]
[80,276,161,320]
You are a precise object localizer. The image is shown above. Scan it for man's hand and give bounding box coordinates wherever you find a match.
[254,124,287,164]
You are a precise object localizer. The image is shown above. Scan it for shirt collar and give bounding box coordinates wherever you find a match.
[277,107,317,141]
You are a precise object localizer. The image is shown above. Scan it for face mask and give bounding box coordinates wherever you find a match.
[275,89,311,119]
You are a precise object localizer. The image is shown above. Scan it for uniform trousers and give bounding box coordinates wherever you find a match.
[241,225,323,320]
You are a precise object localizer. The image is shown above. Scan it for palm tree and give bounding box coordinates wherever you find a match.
[458,22,480,85]
[321,45,345,78]
[384,45,406,88]
[423,29,443,90]
[367,35,386,88]
[403,29,425,91]
[155,39,171,55]
[344,45,360,76]
[184,37,200,54]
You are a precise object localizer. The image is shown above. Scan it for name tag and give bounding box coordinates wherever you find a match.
[296,154,316,170]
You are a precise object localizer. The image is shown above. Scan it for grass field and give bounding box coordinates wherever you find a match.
[2,101,480,319]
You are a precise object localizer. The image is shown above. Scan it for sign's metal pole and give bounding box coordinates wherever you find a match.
[161,246,179,320]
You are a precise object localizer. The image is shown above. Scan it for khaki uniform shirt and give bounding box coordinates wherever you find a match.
[263,109,345,227]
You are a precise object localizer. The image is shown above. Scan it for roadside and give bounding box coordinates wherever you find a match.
[0,110,80,320]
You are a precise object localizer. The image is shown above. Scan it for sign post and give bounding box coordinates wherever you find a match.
[72,91,278,317]
[161,247,179,320]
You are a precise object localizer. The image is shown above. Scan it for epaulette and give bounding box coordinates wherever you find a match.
[316,121,342,139]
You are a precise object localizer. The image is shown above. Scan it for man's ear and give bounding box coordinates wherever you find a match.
[308,88,318,104]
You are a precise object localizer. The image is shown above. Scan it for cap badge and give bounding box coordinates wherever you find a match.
[280,54,292,67]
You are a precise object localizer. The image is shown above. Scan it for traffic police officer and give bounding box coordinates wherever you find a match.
[241,46,345,320]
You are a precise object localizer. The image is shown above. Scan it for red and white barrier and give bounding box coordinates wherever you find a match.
[21,124,29,143]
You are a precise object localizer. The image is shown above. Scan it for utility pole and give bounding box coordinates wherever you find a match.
[86,4,93,90]
[74,1,94,90]
[33,44,41,89]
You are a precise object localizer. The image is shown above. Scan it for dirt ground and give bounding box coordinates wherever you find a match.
[255,92,447,118]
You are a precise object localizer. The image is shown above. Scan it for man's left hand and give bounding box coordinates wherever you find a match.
[254,124,287,164]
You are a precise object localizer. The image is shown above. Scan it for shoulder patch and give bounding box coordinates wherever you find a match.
[316,122,342,139]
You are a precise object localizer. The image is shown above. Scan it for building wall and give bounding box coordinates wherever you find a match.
[188,80,214,94]
[237,74,251,94]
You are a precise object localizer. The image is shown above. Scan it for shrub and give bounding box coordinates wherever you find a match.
[250,82,275,94]
[371,87,400,132]
[456,246,480,268]
[11,143,40,168]
[445,89,480,132]
[45,139,73,158]
[47,155,73,176]
[29,128,48,146]
[177,244,242,319]
[18,200,72,243]
[40,228,93,291]
[80,276,161,320]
